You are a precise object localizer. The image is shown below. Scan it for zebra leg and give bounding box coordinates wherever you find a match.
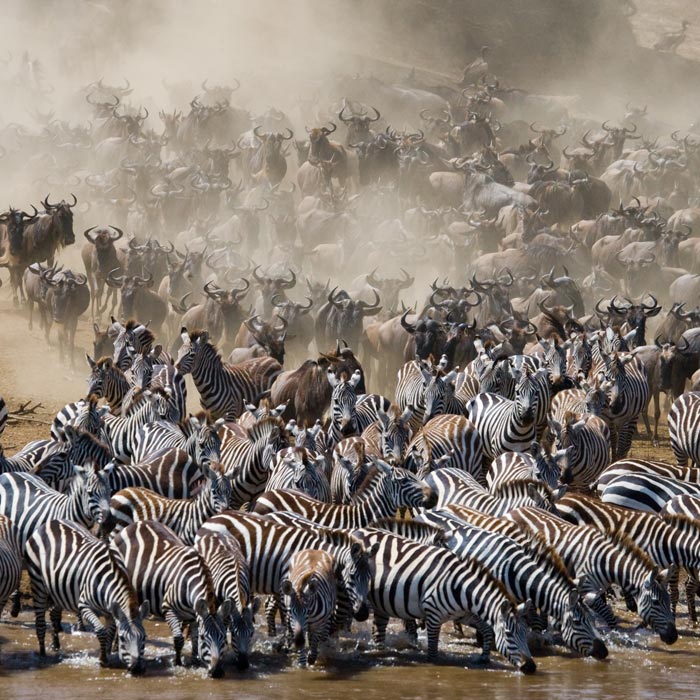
[586,592,618,628]
[371,612,390,648]
[32,588,49,657]
[165,611,185,666]
[622,588,637,613]
[403,619,419,646]
[616,422,636,461]
[10,589,21,617]
[668,566,680,617]
[473,616,495,665]
[685,568,699,624]
[189,618,200,664]
[79,605,110,666]
[425,617,442,662]
[265,595,279,637]
[50,607,63,651]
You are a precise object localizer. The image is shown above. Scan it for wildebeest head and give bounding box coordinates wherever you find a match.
[305,122,337,160]
[84,224,123,251]
[44,268,88,323]
[106,269,153,317]
[0,205,39,255]
[244,314,289,363]
[42,193,77,246]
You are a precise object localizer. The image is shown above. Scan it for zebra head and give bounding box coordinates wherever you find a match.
[175,328,209,374]
[420,365,458,424]
[110,599,150,674]
[494,599,536,674]
[334,536,378,621]
[194,598,230,678]
[281,577,311,651]
[85,354,120,397]
[328,369,362,436]
[377,405,413,462]
[200,463,233,514]
[636,570,677,645]
[374,458,438,511]
[193,417,224,466]
[529,441,567,489]
[560,590,608,659]
[603,353,636,413]
[512,363,541,423]
[581,373,611,416]
[73,464,112,527]
[228,596,260,670]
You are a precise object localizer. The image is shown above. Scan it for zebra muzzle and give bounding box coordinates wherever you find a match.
[591,638,608,660]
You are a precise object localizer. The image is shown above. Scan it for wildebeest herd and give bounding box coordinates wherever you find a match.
[3,46,700,678]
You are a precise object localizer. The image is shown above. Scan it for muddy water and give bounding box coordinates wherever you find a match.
[2,609,700,700]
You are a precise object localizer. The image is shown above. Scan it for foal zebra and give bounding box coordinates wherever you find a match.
[26,519,148,672]
[112,521,229,677]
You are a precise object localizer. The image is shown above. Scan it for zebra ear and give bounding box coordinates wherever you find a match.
[349,370,362,388]
[86,353,97,369]
[180,329,190,344]
[327,369,339,388]
[498,600,512,618]
[218,600,232,619]
[567,590,580,608]
[139,600,151,619]
[195,598,210,617]
[110,602,126,622]
[73,464,87,479]
[281,580,294,596]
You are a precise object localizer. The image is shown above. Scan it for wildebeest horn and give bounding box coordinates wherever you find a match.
[400,309,416,333]
[279,269,296,289]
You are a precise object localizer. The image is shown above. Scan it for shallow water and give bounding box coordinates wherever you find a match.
[3,609,700,700]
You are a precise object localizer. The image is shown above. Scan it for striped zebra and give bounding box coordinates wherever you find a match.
[360,404,414,461]
[669,392,700,467]
[548,411,610,487]
[252,460,435,528]
[599,472,700,513]
[108,464,232,544]
[194,529,258,670]
[266,447,332,502]
[425,466,563,515]
[219,414,286,507]
[566,332,592,378]
[557,492,700,620]
[395,358,461,431]
[354,527,535,672]
[599,352,649,461]
[103,447,205,498]
[112,520,229,677]
[111,319,156,371]
[0,468,111,549]
[0,515,21,617]
[597,459,700,490]
[465,364,547,467]
[282,548,337,666]
[549,375,610,424]
[355,393,391,433]
[368,517,447,546]
[416,508,607,659]
[486,444,566,490]
[150,362,187,424]
[102,388,170,463]
[330,440,370,505]
[86,355,131,415]
[327,369,362,447]
[131,415,224,466]
[199,511,376,623]
[175,328,281,421]
[25,519,149,672]
[662,494,700,520]
[505,506,678,644]
[403,414,483,478]
[50,394,109,442]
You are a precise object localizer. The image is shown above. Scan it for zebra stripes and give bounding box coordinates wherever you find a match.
[266,446,332,502]
[0,515,21,617]
[599,471,700,513]
[281,548,337,666]
[0,394,7,437]
[505,506,678,644]
[50,395,108,442]
[175,329,280,421]
[360,404,414,461]
[86,355,130,415]
[597,459,700,489]
[669,392,700,467]
[112,520,229,677]
[327,369,362,447]
[486,445,565,490]
[252,460,434,528]
[25,519,148,672]
[108,464,232,544]
[354,527,536,671]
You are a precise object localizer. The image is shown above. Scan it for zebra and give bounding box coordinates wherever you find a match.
[0,515,22,617]
[355,392,391,433]
[111,319,157,371]
[662,494,700,521]
[669,392,700,467]
[194,529,258,670]
[549,374,610,424]
[353,527,536,672]
[252,460,436,528]
[424,467,564,515]
[175,328,281,421]
[557,492,700,620]
[86,354,131,415]
[415,508,607,659]
[150,361,187,423]
[486,443,567,490]
[112,520,229,677]
[597,458,700,490]
[403,414,483,478]
[548,411,610,487]
[465,364,547,467]
[282,548,337,666]
[0,394,6,437]
[0,468,111,550]
[330,440,370,505]
[199,511,377,624]
[360,404,414,461]
[0,437,65,475]
[327,369,362,447]
[25,519,149,672]
[103,447,205,498]
[599,472,700,513]
[505,506,678,644]
[219,414,286,507]
[108,463,232,544]
[50,394,109,442]
[266,447,332,502]
[599,352,649,461]
[368,517,447,546]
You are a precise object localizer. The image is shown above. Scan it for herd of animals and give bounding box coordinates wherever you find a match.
[4,45,700,678]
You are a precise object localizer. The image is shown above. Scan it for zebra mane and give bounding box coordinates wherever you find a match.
[246,414,285,441]
[96,355,123,370]
[661,512,700,536]
[518,529,573,585]
[608,528,656,569]
[491,478,553,498]
[188,329,211,343]
[351,465,382,500]
[317,527,362,550]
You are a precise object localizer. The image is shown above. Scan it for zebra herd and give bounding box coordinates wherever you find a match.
[3,305,700,678]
